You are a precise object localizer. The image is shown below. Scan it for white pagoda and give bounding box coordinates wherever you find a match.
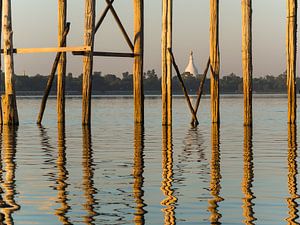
[184,51,199,76]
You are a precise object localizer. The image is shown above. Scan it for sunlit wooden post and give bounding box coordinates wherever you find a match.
[57,0,67,123]
[0,0,3,125]
[133,0,144,124]
[287,0,297,124]
[82,0,95,125]
[161,0,172,126]
[210,0,220,124]
[2,0,18,125]
[242,0,253,126]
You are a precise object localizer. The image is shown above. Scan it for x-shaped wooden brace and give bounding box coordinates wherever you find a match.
[95,0,134,52]
[168,48,210,127]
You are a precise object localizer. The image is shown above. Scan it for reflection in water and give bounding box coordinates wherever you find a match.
[242,126,256,224]
[133,124,146,225]
[286,124,300,224]
[0,125,20,225]
[82,126,99,224]
[208,124,223,224]
[161,126,177,225]
[56,123,71,224]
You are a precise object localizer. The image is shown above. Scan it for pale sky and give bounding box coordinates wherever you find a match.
[8,1,300,77]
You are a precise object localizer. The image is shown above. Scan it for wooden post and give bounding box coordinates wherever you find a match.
[287,0,297,124]
[161,0,167,125]
[57,0,67,124]
[0,0,3,125]
[133,0,144,124]
[167,0,172,126]
[2,0,18,125]
[210,0,220,124]
[242,0,253,126]
[82,0,95,125]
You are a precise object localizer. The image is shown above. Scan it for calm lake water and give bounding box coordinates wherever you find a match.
[0,95,298,224]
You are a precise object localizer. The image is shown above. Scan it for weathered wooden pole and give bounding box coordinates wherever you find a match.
[287,0,297,124]
[161,0,172,126]
[0,0,3,125]
[210,0,220,124]
[133,0,144,124]
[2,0,18,125]
[242,0,253,126]
[82,0,95,125]
[57,0,67,124]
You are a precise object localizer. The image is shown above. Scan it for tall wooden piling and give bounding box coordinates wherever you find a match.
[242,0,253,126]
[2,0,18,125]
[57,0,67,123]
[82,0,95,125]
[0,0,3,125]
[161,0,172,126]
[133,0,144,124]
[210,0,220,124]
[287,0,297,124]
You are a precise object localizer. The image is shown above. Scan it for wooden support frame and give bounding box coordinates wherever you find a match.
[73,51,135,58]
[1,46,91,54]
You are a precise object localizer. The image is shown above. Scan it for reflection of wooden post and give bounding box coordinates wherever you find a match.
[161,126,177,225]
[208,124,222,223]
[242,126,256,224]
[2,0,18,125]
[82,0,95,125]
[286,124,299,224]
[287,0,297,124]
[1,125,20,225]
[133,124,146,225]
[133,0,144,124]
[161,0,172,126]
[210,0,220,124]
[56,123,71,224]
[82,126,98,223]
[57,0,67,123]
[242,0,253,126]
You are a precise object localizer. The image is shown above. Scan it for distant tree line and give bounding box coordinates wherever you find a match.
[0,70,295,95]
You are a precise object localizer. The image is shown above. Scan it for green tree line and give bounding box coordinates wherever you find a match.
[0,70,295,95]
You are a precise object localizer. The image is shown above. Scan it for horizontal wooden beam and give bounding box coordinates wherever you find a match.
[72,51,136,58]
[1,46,91,54]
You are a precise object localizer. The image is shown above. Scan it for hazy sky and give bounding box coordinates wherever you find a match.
[9,1,300,77]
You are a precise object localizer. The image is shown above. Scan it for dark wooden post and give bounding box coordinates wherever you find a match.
[133,0,144,124]
[57,0,67,123]
[2,0,18,125]
[210,0,220,124]
[287,0,297,124]
[82,0,95,125]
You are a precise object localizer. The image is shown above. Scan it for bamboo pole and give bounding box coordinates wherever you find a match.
[191,58,210,126]
[82,0,95,125]
[168,48,198,126]
[57,0,67,124]
[242,0,253,126]
[287,0,297,124]
[210,0,220,124]
[37,23,70,124]
[133,0,144,124]
[166,0,173,126]
[2,0,18,125]
[161,0,168,125]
